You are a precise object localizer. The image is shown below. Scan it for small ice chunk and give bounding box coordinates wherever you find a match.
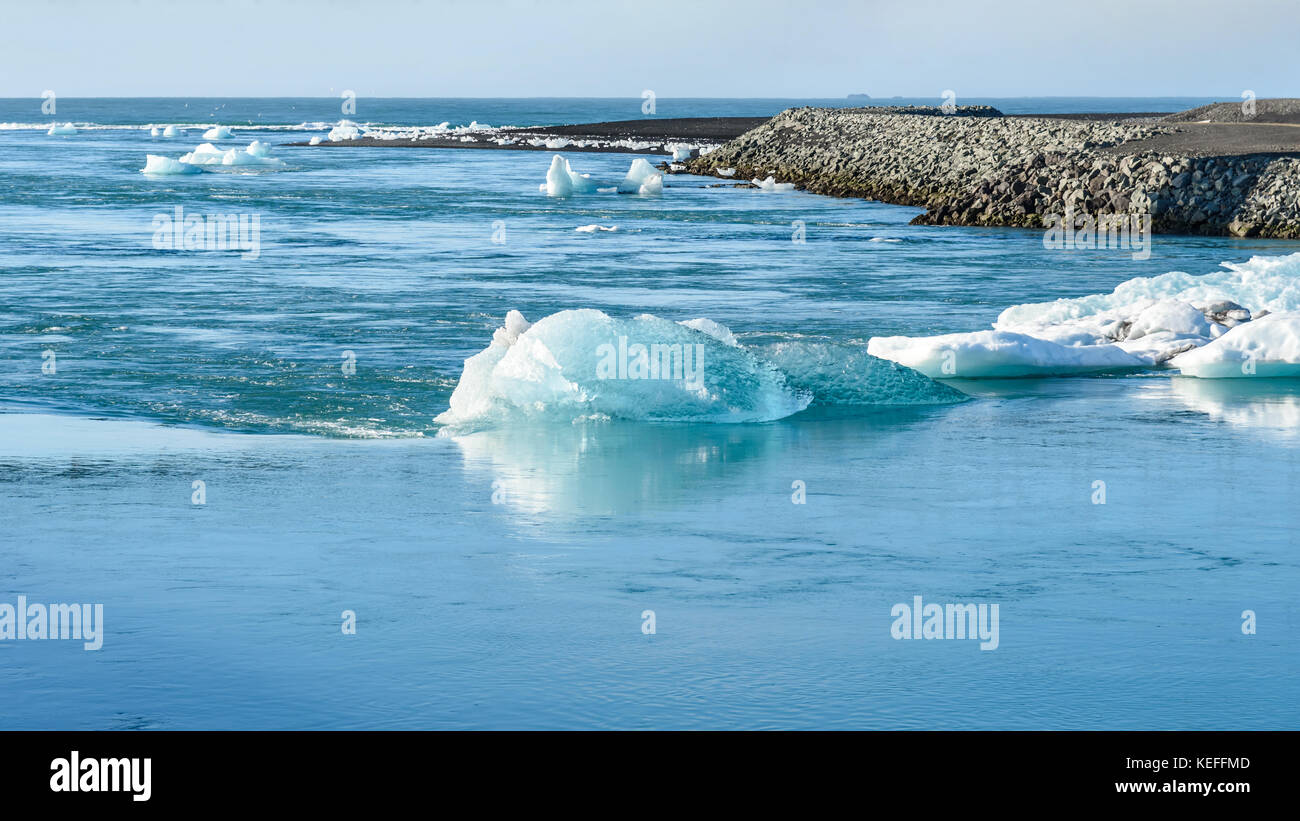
[150,126,162,137]
[202,125,235,140]
[47,122,77,135]
[618,158,664,194]
[717,167,736,177]
[575,224,618,233]
[543,155,597,196]
[162,125,181,137]
[309,136,322,145]
[141,155,202,175]
[752,176,796,192]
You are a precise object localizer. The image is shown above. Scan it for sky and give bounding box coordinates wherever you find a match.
[2,0,1297,98]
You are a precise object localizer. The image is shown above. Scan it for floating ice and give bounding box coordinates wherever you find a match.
[141,155,202,175]
[202,125,235,140]
[752,176,796,192]
[162,125,181,137]
[541,155,598,197]
[329,121,362,141]
[435,309,963,430]
[1171,312,1300,377]
[575,224,618,233]
[309,136,322,145]
[869,252,1300,378]
[667,144,693,161]
[150,126,162,137]
[868,331,1145,378]
[618,158,663,194]
[179,140,285,168]
[47,122,77,135]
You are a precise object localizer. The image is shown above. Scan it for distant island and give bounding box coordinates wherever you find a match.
[847,93,871,99]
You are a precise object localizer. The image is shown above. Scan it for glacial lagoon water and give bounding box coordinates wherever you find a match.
[1,99,1296,728]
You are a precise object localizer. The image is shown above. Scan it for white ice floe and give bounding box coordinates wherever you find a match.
[328,120,362,141]
[541,155,598,196]
[150,126,162,137]
[867,252,1300,378]
[752,176,796,192]
[179,140,285,168]
[162,125,181,137]
[308,136,322,145]
[618,158,663,194]
[202,125,235,140]
[141,155,203,175]
[47,122,77,135]
[667,143,694,161]
[575,225,618,233]
[1171,312,1300,377]
[867,331,1145,378]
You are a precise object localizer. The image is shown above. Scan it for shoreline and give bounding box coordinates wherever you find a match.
[683,103,1300,238]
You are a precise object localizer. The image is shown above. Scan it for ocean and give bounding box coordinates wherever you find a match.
[1,97,1296,728]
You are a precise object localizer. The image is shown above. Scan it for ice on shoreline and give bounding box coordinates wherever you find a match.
[867,252,1300,378]
[752,176,796,192]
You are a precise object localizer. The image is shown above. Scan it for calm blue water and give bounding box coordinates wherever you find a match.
[1,98,1296,729]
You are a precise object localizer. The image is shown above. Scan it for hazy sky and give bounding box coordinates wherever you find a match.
[4,0,1297,97]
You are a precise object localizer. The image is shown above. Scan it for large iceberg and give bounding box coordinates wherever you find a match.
[435,309,964,430]
[617,158,663,194]
[869,252,1300,378]
[540,155,598,197]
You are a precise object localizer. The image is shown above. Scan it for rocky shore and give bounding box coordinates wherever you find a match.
[681,104,1300,238]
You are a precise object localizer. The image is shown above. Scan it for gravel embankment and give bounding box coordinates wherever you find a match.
[683,105,1300,238]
